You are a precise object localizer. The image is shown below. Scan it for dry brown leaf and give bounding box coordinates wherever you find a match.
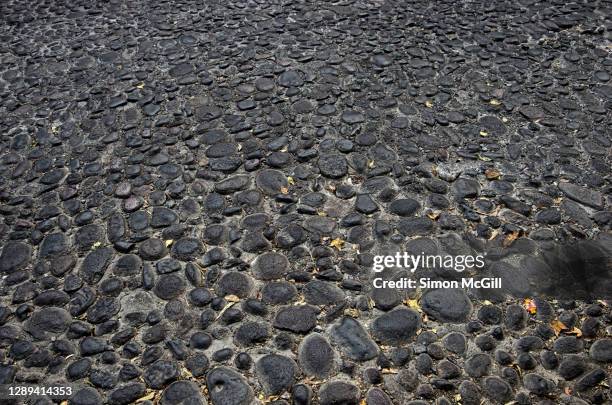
[280,187,289,194]
[426,211,440,220]
[564,386,572,395]
[485,168,501,180]
[503,231,520,247]
[523,298,537,315]
[551,319,567,336]
[344,308,359,318]
[225,295,240,302]
[567,327,583,337]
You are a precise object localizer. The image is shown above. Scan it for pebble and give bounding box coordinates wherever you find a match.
[421,289,472,322]
[370,307,421,345]
[589,338,612,362]
[255,354,297,395]
[331,317,379,361]
[298,333,335,378]
[206,367,254,405]
[319,381,360,405]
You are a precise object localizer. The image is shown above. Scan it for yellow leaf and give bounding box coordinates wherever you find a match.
[165,239,174,247]
[489,99,501,106]
[523,298,537,315]
[501,117,508,122]
[368,159,375,168]
[551,319,567,336]
[330,238,344,250]
[136,391,156,403]
[92,241,101,248]
[406,298,420,311]
[136,82,145,89]
[478,154,492,161]
[485,168,501,180]
[317,211,327,216]
[425,100,433,108]
[287,176,295,185]
[480,130,488,137]
[280,187,289,194]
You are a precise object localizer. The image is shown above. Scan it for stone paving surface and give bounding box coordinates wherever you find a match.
[0,0,611,404]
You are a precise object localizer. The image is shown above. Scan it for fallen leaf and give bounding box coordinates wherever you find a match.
[215,302,235,320]
[136,391,156,403]
[478,154,492,161]
[485,168,501,180]
[136,82,145,89]
[425,100,433,108]
[564,386,572,395]
[551,319,567,336]
[503,231,520,247]
[225,295,240,302]
[330,238,345,250]
[165,239,174,247]
[280,187,289,194]
[426,211,440,220]
[523,298,537,315]
[92,241,101,248]
[405,298,421,311]
[344,308,359,318]
[501,117,508,122]
[489,99,501,106]
[567,327,583,338]
[480,130,489,137]
[287,176,295,185]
